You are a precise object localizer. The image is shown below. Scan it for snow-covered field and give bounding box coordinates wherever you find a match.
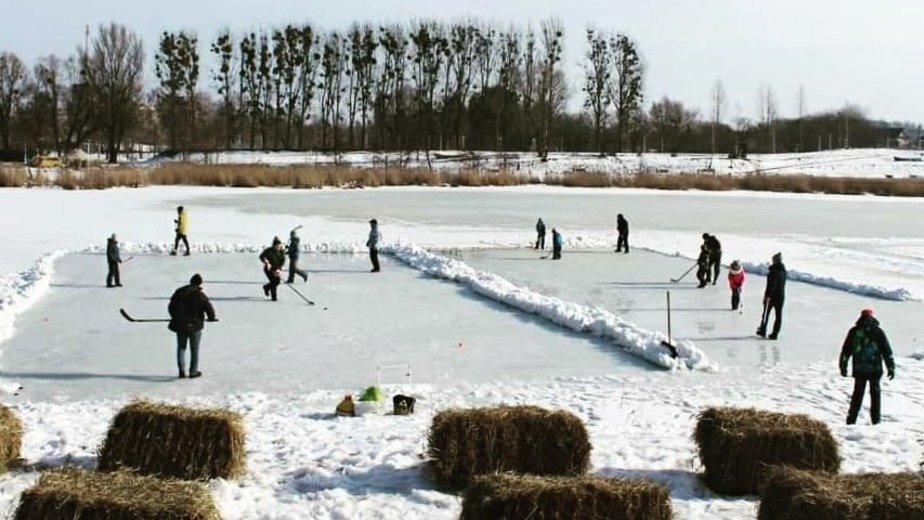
[0,184,922,519]
[144,148,924,179]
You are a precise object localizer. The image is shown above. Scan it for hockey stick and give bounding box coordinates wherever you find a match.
[286,284,315,305]
[670,263,697,283]
[659,291,679,358]
[119,308,170,323]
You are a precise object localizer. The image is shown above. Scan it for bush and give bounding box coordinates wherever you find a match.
[0,404,21,472]
[694,407,840,495]
[427,405,591,490]
[98,400,245,480]
[461,474,673,520]
[758,466,924,520]
[14,468,220,520]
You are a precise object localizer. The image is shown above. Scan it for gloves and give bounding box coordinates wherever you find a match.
[888,369,895,380]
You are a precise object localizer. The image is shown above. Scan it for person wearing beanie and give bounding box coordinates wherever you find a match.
[366,219,381,272]
[839,308,895,425]
[106,233,123,288]
[551,228,563,260]
[615,214,630,254]
[757,252,787,339]
[170,206,191,256]
[703,233,722,284]
[285,229,308,284]
[727,260,745,310]
[259,237,286,301]
[695,244,710,288]
[167,273,216,379]
[535,218,546,250]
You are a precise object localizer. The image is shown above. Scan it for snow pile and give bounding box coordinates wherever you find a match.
[740,261,913,302]
[383,241,716,372]
[83,241,368,256]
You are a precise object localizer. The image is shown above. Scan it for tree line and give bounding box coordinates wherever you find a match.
[0,20,912,164]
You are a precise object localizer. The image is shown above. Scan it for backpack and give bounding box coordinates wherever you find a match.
[852,327,880,374]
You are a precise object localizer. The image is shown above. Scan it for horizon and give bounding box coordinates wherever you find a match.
[2,0,922,124]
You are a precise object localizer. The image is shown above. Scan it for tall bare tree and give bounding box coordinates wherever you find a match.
[210,29,236,150]
[536,18,564,160]
[0,52,27,150]
[610,34,643,152]
[409,20,447,167]
[81,23,144,163]
[583,28,611,156]
[757,83,777,152]
[796,84,806,151]
[710,79,725,155]
[155,30,199,152]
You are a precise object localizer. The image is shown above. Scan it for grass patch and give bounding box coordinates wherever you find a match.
[0,404,21,472]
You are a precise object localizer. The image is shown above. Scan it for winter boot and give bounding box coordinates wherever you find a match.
[189,370,202,379]
[178,370,187,379]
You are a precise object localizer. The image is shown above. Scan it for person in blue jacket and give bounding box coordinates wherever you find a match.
[552,228,563,260]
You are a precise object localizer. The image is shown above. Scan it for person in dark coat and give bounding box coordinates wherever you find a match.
[285,229,308,284]
[366,219,381,272]
[551,228,563,260]
[106,233,122,288]
[695,244,710,288]
[615,214,629,253]
[168,273,216,379]
[839,309,895,425]
[757,252,787,339]
[259,237,286,301]
[535,218,546,250]
[703,233,722,284]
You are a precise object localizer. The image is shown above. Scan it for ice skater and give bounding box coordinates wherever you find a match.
[168,273,216,379]
[535,218,546,250]
[757,252,787,339]
[259,237,286,301]
[839,308,895,425]
[551,228,563,260]
[170,206,190,256]
[727,260,745,310]
[367,219,381,272]
[695,244,710,288]
[703,233,722,284]
[106,233,123,288]
[615,214,629,253]
[285,228,308,284]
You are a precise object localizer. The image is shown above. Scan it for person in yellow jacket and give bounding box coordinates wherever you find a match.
[170,206,190,256]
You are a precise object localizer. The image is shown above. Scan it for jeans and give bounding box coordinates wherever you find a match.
[287,257,307,283]
[173,233,190,254]
[106,260,120,286]
[370,247,380,272]
[767,300,783,337]
[535,233,545,250]
[709,251,722,284]
[263,268,281,300]
[847,375,882,425]
[552,245,561,260]
[616,233,629,253]
[176,330,202,373]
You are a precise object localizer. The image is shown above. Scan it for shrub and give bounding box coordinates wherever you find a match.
[0,404,21,472]
[694,407,840,495]
[427,405,591,490]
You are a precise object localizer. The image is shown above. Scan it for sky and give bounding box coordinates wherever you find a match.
[2,0,921,124]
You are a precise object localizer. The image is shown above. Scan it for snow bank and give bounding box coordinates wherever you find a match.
[382,241,716,372]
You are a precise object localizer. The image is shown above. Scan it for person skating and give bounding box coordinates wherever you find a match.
[757,252,787,339]
[285,229,308,284]
[259,237,286,301]
[106,233,123,288]
[170,206,190,256]
[367,219,381,272]
[614,214,630,253]
[535,218,546,250]
[168,273,217,379]
[703,233,722,284]
[839,309,895,425]
[727,260,745,310]
[695,244,710,288]
[551,228,563,260]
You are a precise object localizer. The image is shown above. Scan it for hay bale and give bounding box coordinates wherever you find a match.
[694,407,840,495]
[0,404,22,472]
[461,474,673,520]
[758,466,924,520]
[98,400,245,480]
[427,405,591,490]
[14,468,220,520]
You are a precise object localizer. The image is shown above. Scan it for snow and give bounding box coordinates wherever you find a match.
[0,184,922,519]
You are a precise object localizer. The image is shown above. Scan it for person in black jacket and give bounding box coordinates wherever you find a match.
[695,244,710,288]
[703,233,722,284]
[757,252,787,339]
[615,214,629,253]
[259,237,286,301]
[839,309,895,425]
[168,273,217,379]
[535,218,546,250]
[106,233,122,288]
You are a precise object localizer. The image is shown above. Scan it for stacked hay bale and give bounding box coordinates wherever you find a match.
[14,468,221,520]
[98,400,246,480]
[461,474,673,520]
[694,407,840,494]
[758,466,924,519]
[427,405,591,490]
[0,404,22,472]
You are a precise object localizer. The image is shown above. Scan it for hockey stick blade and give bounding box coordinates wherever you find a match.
[660,340,679,359]
[286,284,315,305]
[119,308,170,323]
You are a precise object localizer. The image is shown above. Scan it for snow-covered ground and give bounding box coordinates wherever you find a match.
[0,184,922,519]
[143,148,924,179]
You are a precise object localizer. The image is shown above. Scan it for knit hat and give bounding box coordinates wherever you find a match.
[272,236,282,245]
[772,252,782,263]
[369,218,378,225]
[861,308,874,317]
[190,273,203,286]
[729,260,741,272]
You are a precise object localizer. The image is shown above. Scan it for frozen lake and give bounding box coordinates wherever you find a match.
[2,252,650,401]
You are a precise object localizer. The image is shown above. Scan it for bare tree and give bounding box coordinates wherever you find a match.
[796,84,806,151]
[583,28,611,156]
[710,79,725,155]
[649,97,697,153]
[319,32,346,152]
[409,20,447,167]
[81,24,145,163]
[609,34,643,152]
[210,29,236,150]
[757,82,777,152]
[536,18,564,160]
[155,30,199,152]
[34,55,62,154]
[295,24,320,150]
[0,52,27,150]
[377,24,408,152]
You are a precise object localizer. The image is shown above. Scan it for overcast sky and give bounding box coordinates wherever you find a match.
[3,0,921,123]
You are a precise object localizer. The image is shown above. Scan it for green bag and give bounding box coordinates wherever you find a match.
[359,385,383,402]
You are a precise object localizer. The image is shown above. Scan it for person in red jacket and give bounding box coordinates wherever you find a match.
[727,260,745,311]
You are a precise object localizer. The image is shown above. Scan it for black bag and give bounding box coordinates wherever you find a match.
[392,395,416,415]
